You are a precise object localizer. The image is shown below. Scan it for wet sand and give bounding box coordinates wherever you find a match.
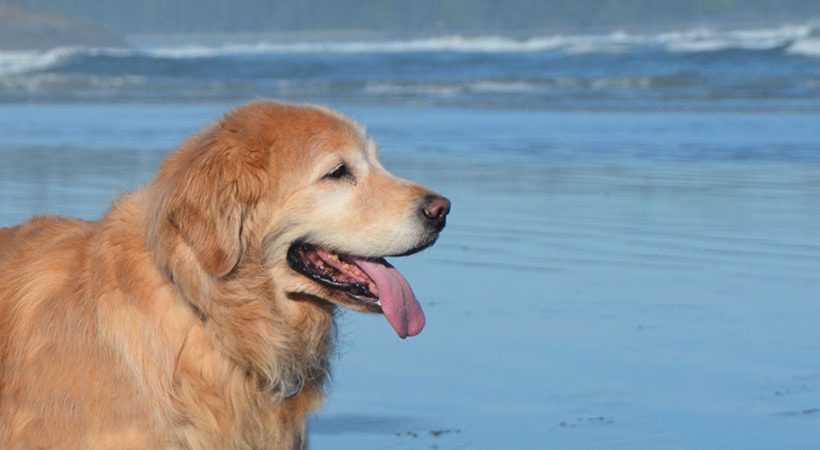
[1,104,820,449]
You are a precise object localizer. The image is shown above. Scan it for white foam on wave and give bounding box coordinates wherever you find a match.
[144,32,670,58]
[787,37,820,57]
[0,72,145,94]
[364,82,464,97]
[0,48,70,76]
[1,22,818,77]
[365,80,550,97]
[146,35,575,58]
[468,81,542,93]
[0,46,134,76]
[143,24,819,58]
[362,77,661,97]
[661,24,813,52]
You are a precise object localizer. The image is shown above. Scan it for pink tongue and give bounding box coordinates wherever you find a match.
[353,259,425,338]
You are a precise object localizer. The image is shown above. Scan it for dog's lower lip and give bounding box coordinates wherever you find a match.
[348,293,382,311]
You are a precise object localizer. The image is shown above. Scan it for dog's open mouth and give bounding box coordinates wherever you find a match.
[287,242,425,338]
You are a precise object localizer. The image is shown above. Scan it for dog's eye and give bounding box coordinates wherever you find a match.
[323,164,349,180]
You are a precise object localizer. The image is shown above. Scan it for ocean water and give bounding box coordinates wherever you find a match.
[2,24,820,110]
[2,24,820,449]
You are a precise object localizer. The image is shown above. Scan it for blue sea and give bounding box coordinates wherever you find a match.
[2,24,820,449]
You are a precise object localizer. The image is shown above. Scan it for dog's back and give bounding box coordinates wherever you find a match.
[1,218,96,447]
[0,217,165,449]
[0,217,92,331]
[0,216,93,323]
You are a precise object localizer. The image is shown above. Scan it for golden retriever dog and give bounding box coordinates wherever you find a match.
[0,100,450,449]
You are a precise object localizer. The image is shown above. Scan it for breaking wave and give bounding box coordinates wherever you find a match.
[1,22,819,76]
[1,22,819,109]
[144,23,820,57]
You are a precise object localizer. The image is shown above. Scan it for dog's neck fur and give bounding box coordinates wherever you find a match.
[97,191,333,449]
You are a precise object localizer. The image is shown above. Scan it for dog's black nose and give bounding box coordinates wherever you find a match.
[421,195,450,231]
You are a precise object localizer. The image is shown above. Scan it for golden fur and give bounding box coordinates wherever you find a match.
[0,100,446,449]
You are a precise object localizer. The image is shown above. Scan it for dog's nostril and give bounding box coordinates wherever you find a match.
[422,195,451,222]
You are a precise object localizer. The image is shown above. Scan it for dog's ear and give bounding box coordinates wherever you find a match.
[166,169,243,277]
[150,130,263,277]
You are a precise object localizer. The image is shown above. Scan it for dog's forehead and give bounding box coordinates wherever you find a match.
[306,108,369,157]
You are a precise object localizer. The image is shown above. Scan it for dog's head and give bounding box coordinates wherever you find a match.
[147,100,449,338]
